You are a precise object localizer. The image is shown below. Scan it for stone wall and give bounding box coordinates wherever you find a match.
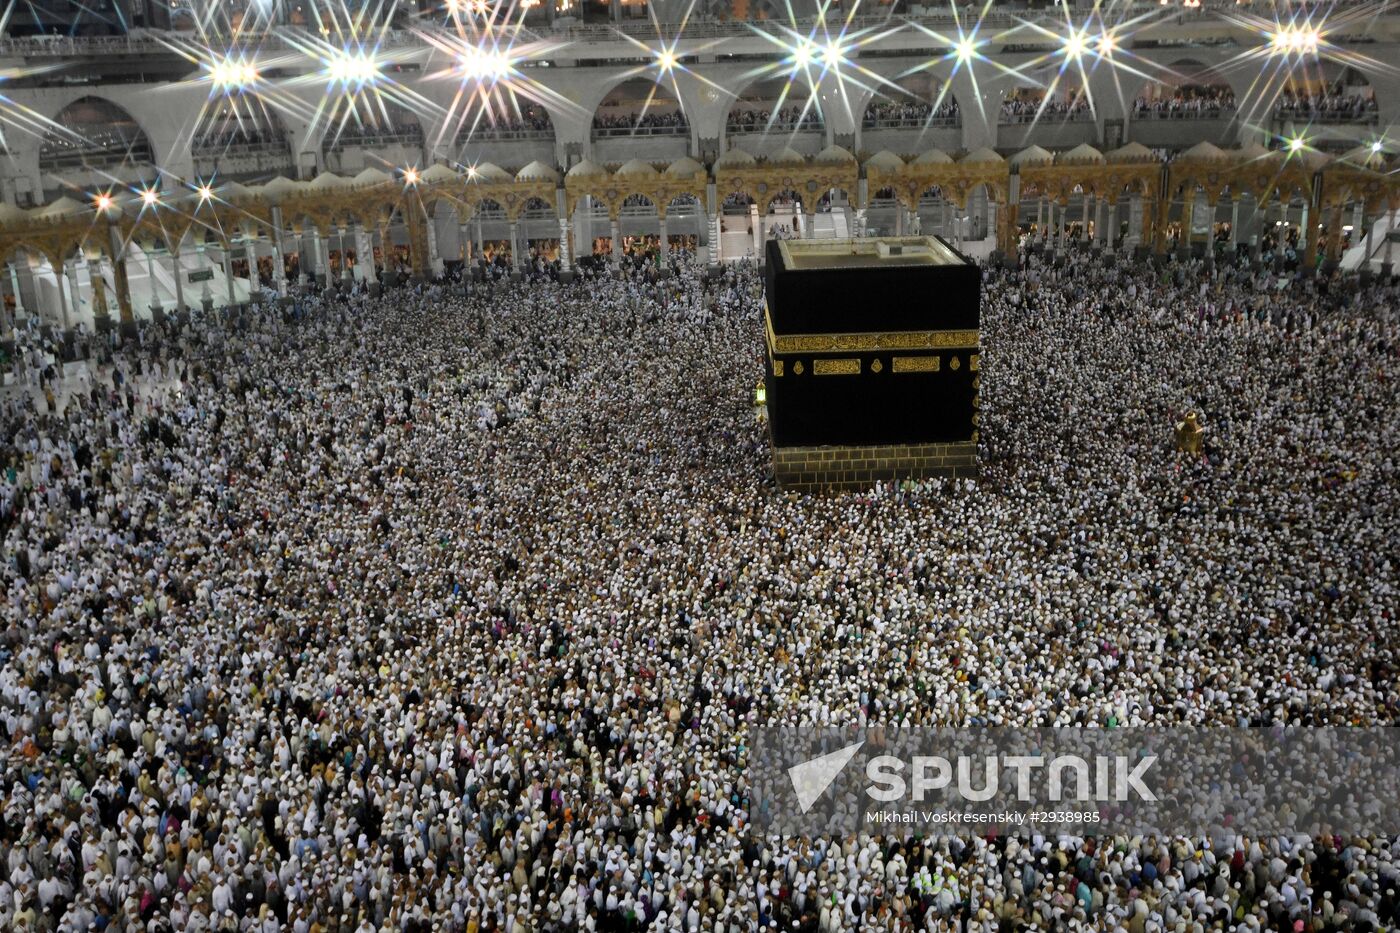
[771,441,977,492]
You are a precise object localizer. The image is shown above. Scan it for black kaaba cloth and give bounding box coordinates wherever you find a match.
[763,236,981,448]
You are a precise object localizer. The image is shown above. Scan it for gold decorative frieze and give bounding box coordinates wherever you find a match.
[772,359,784,377]
[949,356,961,371]
[970,354,980,372]
[793,361,804,375]
[870,358,883,373]
[813,358,861,376]
[892,356,939,373]
[764,314,979,355]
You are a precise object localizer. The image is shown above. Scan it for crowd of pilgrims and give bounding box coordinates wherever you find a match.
[1273,91,1378,122]
[592,112,689,133]
[999,95,1092,122]
[1131,87,1237,118]
[462,107,554,140]
[861,101,961,127]
[1,245,1399,933]
[726,108,823,132]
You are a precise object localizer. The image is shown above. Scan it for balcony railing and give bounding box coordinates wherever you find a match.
[192,138,292,158]
[39,141,153,170]
[862,115,960,129]
[325,131,423,152]
[593,123,689,138]
[457,126,554,142]
[1132,106,1236,120]
[1272,108,1378,124]
[726,121,822,135]
[998,109,1095,125]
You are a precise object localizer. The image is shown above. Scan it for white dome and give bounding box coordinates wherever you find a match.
[863,150,905,171]
[1106,142,1156,163]
[35,196,88,218]
[257,177,303,203]
[715,148,757,168]
[470,163,513,182]
[614,158,658,176]
[1178,141,1230,162]
[1058,143,1104,164]
[960,147,1004,164]
[565,159,608,178]
[307,172,349,189]
[420,164,459,183]
[353,167,393,185]
[913,149,954,165]
[516,160,560,182]
[665,156,706,176]
[767,147,806,165]
[813,144,856,165]
[1008,145,1054,167]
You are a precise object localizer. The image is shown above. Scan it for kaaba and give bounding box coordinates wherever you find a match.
[763,236,980,490]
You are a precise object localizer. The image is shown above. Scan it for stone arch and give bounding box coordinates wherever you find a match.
[592,76,690,138]
[816,187,852,211]
[450,87,555,143]
[861,73,962,129]
[469,196,506,219]
[194,97,291,150]
[517,195,556,220]
[1001,65,1092,124]
[1274,63,1378,126]
[1133,60,1238,119]
[0,241,72,326]
[726,75,825,138]
[761,187,804,213]
[322,97,423,151]
[40,97,155,175]
[620,192,659,214]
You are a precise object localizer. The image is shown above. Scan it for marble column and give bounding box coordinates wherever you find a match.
[195,245,214,308]
[53,259,69,330]
[7,260,24,322]
[558,219,572,274]
[1205,199,1219,265]
[426,216,443,277]
[458,223,470,265]
[107,223,133,326]
[88,254,110,324]
[509,220,522,274]
[658,216,669,268]
[270,208,288,297]
[710,214,722,263]
[338,227,353,285]
[1229,198,1240,254]
[1300,202,1314,269]
[356,225,376,283]
[66,260,83,320]
[224,241,239,308]
[318,230,332,285]
[610,218,622,270]
[1383,209,1395,275]
[144,248,161,313]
